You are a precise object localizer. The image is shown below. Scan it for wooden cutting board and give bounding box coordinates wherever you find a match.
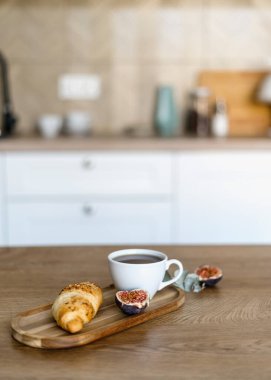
[11,285,185,349]
[198,71,270,137]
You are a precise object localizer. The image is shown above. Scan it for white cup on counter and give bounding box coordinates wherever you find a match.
[108,248,183,299]
[37,114,63,139]
[65,111,91,136]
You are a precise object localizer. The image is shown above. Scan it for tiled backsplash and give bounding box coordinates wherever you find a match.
[1,0,271,135]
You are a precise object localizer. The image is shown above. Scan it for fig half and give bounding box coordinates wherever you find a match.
[115,289,150,315]
[195,265,223,287]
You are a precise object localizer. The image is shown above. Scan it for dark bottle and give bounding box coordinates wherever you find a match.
[185,87,210,137]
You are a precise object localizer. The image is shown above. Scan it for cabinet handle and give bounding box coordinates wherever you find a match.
[82,158,93,170]
[82,204,94,216]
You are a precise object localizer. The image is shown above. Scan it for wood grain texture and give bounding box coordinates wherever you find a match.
[199,71,270,137]
[1,245,271,379]
[11,285,184,349]
[3,136,271,152]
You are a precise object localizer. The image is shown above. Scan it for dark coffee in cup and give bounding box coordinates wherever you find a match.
[114,254,163,265]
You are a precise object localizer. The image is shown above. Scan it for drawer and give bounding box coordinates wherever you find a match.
[6,152,172,196]
[7,200,172,246]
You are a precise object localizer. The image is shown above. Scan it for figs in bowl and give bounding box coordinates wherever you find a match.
[195,265,223,287]
[115,289,150,315]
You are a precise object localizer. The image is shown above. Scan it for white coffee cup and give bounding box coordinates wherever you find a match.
[37,114,62,139]
[108,249,183,299]
[65,111,91,136]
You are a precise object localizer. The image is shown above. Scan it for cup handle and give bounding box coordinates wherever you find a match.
[158,259,183,291]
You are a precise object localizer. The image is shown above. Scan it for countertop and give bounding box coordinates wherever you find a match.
[1,245,271,380]
[1,135,271,151]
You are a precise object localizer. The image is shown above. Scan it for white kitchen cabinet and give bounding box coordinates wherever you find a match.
[5,151,173,246]
[4,148,271,246]
[175,151,271,244]
[8,200,172,246]
[0,154,5,246]
[6,152,172,197]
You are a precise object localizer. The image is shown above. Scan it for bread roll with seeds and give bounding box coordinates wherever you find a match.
[52,282,103,333]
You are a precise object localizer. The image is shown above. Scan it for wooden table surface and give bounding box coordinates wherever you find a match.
[1,245,271,380]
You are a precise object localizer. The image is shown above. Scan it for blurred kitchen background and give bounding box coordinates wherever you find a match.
[1,0,271,247]
[1,0,271,136]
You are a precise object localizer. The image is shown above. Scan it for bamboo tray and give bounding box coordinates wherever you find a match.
[11,285,185,349]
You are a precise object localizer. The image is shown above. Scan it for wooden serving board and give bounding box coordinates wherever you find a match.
[11,285,185,349]
[198,71,270,137]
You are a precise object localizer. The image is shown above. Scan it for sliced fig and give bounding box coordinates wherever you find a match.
[195,265,223,287]
[115,289,150,315]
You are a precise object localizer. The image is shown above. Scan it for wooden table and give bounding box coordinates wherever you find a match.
[1,246,271,380]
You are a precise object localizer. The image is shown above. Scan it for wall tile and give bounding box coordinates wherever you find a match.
[0,0,64,64]
[202,6,271,66]
[111,9,140,62]
[203,0,251,6]
[252,0,271,6]
[154,8,202,63]
[112,0,200,7]
[200,58,270,70]
[111,0,160,7]
[111,2,202,64]
[64,0,111,64]
[139,7,202,64]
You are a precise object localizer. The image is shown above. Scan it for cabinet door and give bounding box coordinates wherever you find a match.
[175,151,271,244]
[0,155,5,246]
[6,152,172,196]
[8,201,172,246]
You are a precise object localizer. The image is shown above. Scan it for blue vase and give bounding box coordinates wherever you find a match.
[154,86,179,137]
